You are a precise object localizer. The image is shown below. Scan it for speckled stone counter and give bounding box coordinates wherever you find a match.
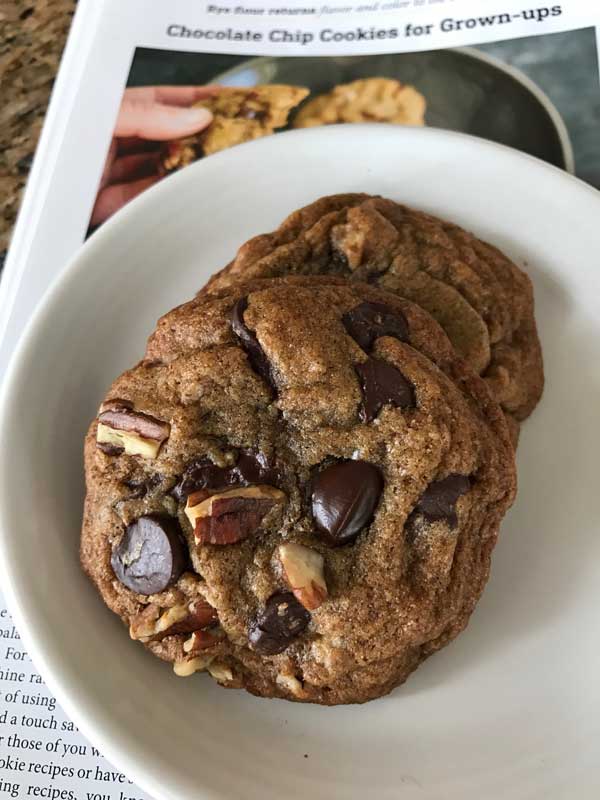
[0,0,75,262]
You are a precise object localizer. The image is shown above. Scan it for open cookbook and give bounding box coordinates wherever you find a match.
[0,0,599,797]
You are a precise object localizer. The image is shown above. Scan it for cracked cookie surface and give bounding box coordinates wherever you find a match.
[81,276,516,704]
[206,194,544,431]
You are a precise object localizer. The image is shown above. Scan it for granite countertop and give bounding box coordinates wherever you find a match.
[0,0,75,263]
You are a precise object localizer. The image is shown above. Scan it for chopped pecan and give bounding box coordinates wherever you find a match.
[183,628,225,654]
[279,543,328,611]
[207,662,234,683]
[97,399,170,459]
[173,655,214,677]
[129,598,218,642]
[185,485,286,545]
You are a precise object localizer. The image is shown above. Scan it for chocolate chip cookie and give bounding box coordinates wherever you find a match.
[163,84,309,170]
[292,78,426,128]
[205,194,544,430]
[82,276,515,704]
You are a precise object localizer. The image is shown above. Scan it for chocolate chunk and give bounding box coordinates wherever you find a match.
[416,475,471,528]
[356,358,415,423]
[111,515,187,595]
[231,297,275,389]
[311,460,383,546]
[172,458,232,502]
[342,301,409,352]
[248,592,310,655]
[235,450,279,486]
[172,450,279,502]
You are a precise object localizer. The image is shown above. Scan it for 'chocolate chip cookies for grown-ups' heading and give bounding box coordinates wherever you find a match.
[82,275,517,704]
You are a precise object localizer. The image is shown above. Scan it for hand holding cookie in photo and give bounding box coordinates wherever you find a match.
[161,85,309,171]
[89,85,218,228]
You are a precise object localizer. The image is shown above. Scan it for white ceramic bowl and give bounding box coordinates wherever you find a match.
[1,126,600,800]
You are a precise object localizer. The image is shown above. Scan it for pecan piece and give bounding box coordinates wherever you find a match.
[173,655,214,677]
[96,399,170,459]
[279,543,328,611]
[183,628,225,654]
[185,485,286,545]
[129,598,218,642]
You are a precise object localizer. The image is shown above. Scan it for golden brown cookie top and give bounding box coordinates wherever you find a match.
[206,194,544,424]
[82,277,515,704]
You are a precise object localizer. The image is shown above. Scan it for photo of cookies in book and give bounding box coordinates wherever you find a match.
[292,77,426,128]
[89,31,594,233]
[162,84,309,169]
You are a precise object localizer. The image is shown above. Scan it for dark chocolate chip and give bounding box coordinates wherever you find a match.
[111,514,187,595]
[231,297,275,389]
[248,592,310,655]
[356,357,415,423]
[416,475,471,528]
[311,460,383,546]
[342,301,409,352]
[172,450,279,502]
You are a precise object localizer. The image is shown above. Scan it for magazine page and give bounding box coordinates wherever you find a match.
[0,603,153,800]
[1,0,598,373]
[1,0,600,797]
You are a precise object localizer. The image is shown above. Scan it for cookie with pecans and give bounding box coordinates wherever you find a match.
[292,78,426,128]
[205,194,544,436]
[81,276,516,704]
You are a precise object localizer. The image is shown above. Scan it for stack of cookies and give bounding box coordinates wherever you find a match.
[81,194,542,704]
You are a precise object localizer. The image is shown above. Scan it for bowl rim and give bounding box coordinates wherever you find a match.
[0,124,598,799]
